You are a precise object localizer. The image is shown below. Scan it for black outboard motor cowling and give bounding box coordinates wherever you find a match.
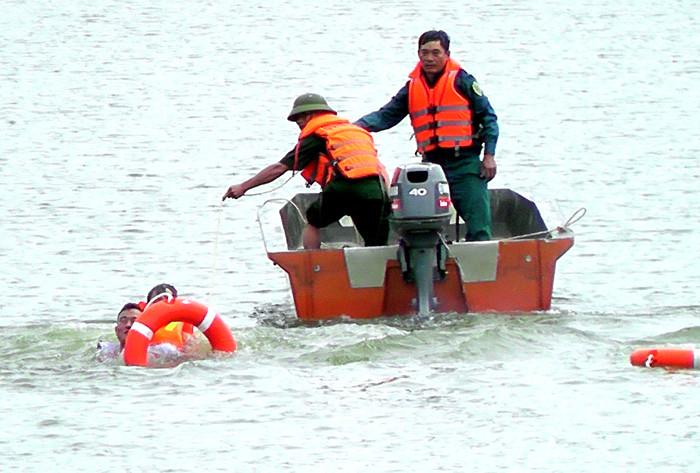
[389,163,452,316]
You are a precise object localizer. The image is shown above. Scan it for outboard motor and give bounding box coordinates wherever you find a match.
[389,163,452,316]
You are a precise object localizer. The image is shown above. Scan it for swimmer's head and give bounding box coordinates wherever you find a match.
[146,283,178,304]
[115,302,142,349]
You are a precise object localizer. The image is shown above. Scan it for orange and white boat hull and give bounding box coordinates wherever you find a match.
[267,235,573,320]
[263,188,576,320]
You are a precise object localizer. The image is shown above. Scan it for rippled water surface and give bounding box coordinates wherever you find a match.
[1,1,699,471]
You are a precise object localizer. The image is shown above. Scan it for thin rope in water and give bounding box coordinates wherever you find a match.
[209,175,297,302]
[206,200,225,305]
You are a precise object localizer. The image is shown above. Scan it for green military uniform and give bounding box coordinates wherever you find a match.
[279,134,390,246]
[356,69,498,241]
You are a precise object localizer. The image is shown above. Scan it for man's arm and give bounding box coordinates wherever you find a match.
[354,82,411,132]
[456,70,499,156]
[278,135,326,170]
[222,162,290,200]
[456,70,499,181]
[222,136,327,201]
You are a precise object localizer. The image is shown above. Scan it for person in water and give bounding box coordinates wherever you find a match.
[96,302,150,360]
[114,302,142,350]
[140,283,178,309]
[96,284,190,361]
[222,93,392,249]
[355,30,499,241]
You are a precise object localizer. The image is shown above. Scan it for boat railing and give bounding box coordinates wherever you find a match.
[260,188,577,252]
[257,195,365,252]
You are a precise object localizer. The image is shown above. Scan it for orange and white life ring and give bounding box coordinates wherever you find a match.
[630,347,700,369]
[124,298,236,366]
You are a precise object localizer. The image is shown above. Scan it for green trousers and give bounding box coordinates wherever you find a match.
[434,156,491,241]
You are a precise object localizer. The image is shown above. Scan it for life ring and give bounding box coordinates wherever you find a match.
[630,347,700,369]
[124,298,237,366]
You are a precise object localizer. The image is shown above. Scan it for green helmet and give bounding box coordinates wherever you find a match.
[287,93,336,121]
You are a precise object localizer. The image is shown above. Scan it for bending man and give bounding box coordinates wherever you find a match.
[223,93,391,249]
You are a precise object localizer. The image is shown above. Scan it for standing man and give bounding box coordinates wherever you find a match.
[222,93,391,249]
[356,30,499,241]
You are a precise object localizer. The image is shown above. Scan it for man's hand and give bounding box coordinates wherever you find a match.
[480,154,497,182]
[221,163,290,201]
[222,184,246,201]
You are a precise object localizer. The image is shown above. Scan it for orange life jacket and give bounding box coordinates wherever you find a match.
[150,321,194,348]
[407,58,475,154]
[294,114,387,188]
[137,300,194,348]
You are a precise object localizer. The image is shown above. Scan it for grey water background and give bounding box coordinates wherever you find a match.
[1,0,699,471]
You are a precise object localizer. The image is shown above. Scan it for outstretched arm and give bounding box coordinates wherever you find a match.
[354,82,410,132]
[222,162,290,200]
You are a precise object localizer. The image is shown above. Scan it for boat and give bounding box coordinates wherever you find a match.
[258,163,580,320]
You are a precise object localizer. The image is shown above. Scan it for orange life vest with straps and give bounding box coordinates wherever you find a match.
[137,300,194,348]
[294,114,387,188]
[408,58,475,155]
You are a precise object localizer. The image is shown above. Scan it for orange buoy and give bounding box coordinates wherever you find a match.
[630,347,699,369]
[124,298,236,367]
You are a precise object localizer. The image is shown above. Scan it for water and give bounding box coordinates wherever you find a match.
[1,0,699,471]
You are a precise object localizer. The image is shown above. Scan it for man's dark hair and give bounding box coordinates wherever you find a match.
[119,302,141,313]
[116,302,142,321]
[418,30,450,52]
[146,283,178,303]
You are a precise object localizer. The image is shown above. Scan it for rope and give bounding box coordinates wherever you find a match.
[213,173,294,301]
[244,173,295,197]
[502,207,586,241]
[205,200,225,304]
[562,207,586,228]
[144,292,173,310]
